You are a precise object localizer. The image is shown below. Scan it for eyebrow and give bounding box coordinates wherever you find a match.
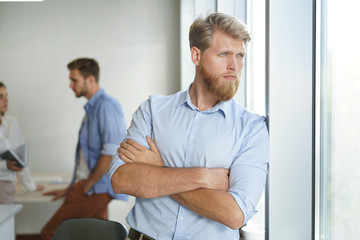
[218,50,246,55]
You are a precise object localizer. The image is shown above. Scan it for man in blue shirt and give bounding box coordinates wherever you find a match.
[109,13,269,240]
[41,58,127,240]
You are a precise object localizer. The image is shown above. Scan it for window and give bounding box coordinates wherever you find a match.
[242,1,267,239]
[318,0,360,239]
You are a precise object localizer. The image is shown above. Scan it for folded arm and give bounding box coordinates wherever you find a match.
[113,137,243,228]
[172,189,244,229]
[111,161,229,199]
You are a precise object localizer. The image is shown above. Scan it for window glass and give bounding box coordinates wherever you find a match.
[320,0,360,239]
[246,0,266,116]
[241,1,266,240]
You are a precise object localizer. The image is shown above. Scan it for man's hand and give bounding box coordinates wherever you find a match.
[118,136,163,167]
[6,160,23,171]
[83,179,93,194]
[43,188,68,201]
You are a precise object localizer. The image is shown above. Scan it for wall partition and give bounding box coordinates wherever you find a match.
[268,0,314,239]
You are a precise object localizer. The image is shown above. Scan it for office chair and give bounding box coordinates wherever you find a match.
[52,218,128,240]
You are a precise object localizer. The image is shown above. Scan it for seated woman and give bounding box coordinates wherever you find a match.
[0,81,43,204]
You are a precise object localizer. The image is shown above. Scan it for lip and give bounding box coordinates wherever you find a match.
[223,75,237,80]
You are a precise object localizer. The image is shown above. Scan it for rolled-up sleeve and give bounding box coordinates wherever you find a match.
[98,100,127,156]
[228,117,269,223]
[126,99,153,147]
[108,151,125,179]
[108,99,153,179]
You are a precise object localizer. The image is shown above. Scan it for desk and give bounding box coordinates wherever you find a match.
[14,172,71,234]
[14,172,135,234]
[0,204,23,240]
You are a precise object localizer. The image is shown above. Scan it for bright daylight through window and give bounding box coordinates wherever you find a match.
[240,1,267,240]
[318,0,360,239]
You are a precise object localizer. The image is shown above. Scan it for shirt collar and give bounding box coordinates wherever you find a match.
[175,84,229,118]
[85,88,105,111]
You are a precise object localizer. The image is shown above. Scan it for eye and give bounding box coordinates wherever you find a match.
[237,53,244,58]
[219,52,228,57]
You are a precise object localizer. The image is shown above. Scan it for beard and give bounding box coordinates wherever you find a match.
[200,63,240,102]
[75,84,89,98]
[76,89,87,98]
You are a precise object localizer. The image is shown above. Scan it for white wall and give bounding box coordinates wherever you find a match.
[0,0,180,173]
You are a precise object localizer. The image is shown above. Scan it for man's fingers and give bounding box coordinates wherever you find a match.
[121,141,141,156]
[119,147,136,160]
[146,136,159,153]
[126,139,146,151]
[43,191,55,196]
[119,152,134,164]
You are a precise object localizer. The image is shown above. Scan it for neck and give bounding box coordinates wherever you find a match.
[189,72,219,111]
[85,85,100,100]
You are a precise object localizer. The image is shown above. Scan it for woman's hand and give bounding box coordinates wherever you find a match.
[6,160,23,171]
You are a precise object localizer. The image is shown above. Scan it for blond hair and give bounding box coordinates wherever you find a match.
[189,12,251,52]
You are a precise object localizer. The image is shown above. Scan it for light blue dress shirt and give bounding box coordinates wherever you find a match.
[109,87,269,239]
[73,88,128,200]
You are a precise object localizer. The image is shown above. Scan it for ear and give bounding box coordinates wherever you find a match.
[191,47,202,66]
[86,75,96,85]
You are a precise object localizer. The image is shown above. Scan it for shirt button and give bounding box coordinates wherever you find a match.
[180,217,183,221]
[190,135,194,140]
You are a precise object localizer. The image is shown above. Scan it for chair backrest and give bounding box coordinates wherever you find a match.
[52,218,128,240]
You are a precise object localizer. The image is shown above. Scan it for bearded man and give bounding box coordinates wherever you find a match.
[41,58,128,240]
[109,13,269,240]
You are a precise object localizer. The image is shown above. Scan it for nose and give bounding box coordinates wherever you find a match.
[227,56,240,71]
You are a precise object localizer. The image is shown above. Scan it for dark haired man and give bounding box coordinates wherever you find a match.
[41,58,127,240]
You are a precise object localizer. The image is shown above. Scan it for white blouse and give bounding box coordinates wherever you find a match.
[0,115,36,191]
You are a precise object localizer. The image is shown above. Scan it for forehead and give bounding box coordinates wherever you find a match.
[0,87,7,95]
[207,30,245,53]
